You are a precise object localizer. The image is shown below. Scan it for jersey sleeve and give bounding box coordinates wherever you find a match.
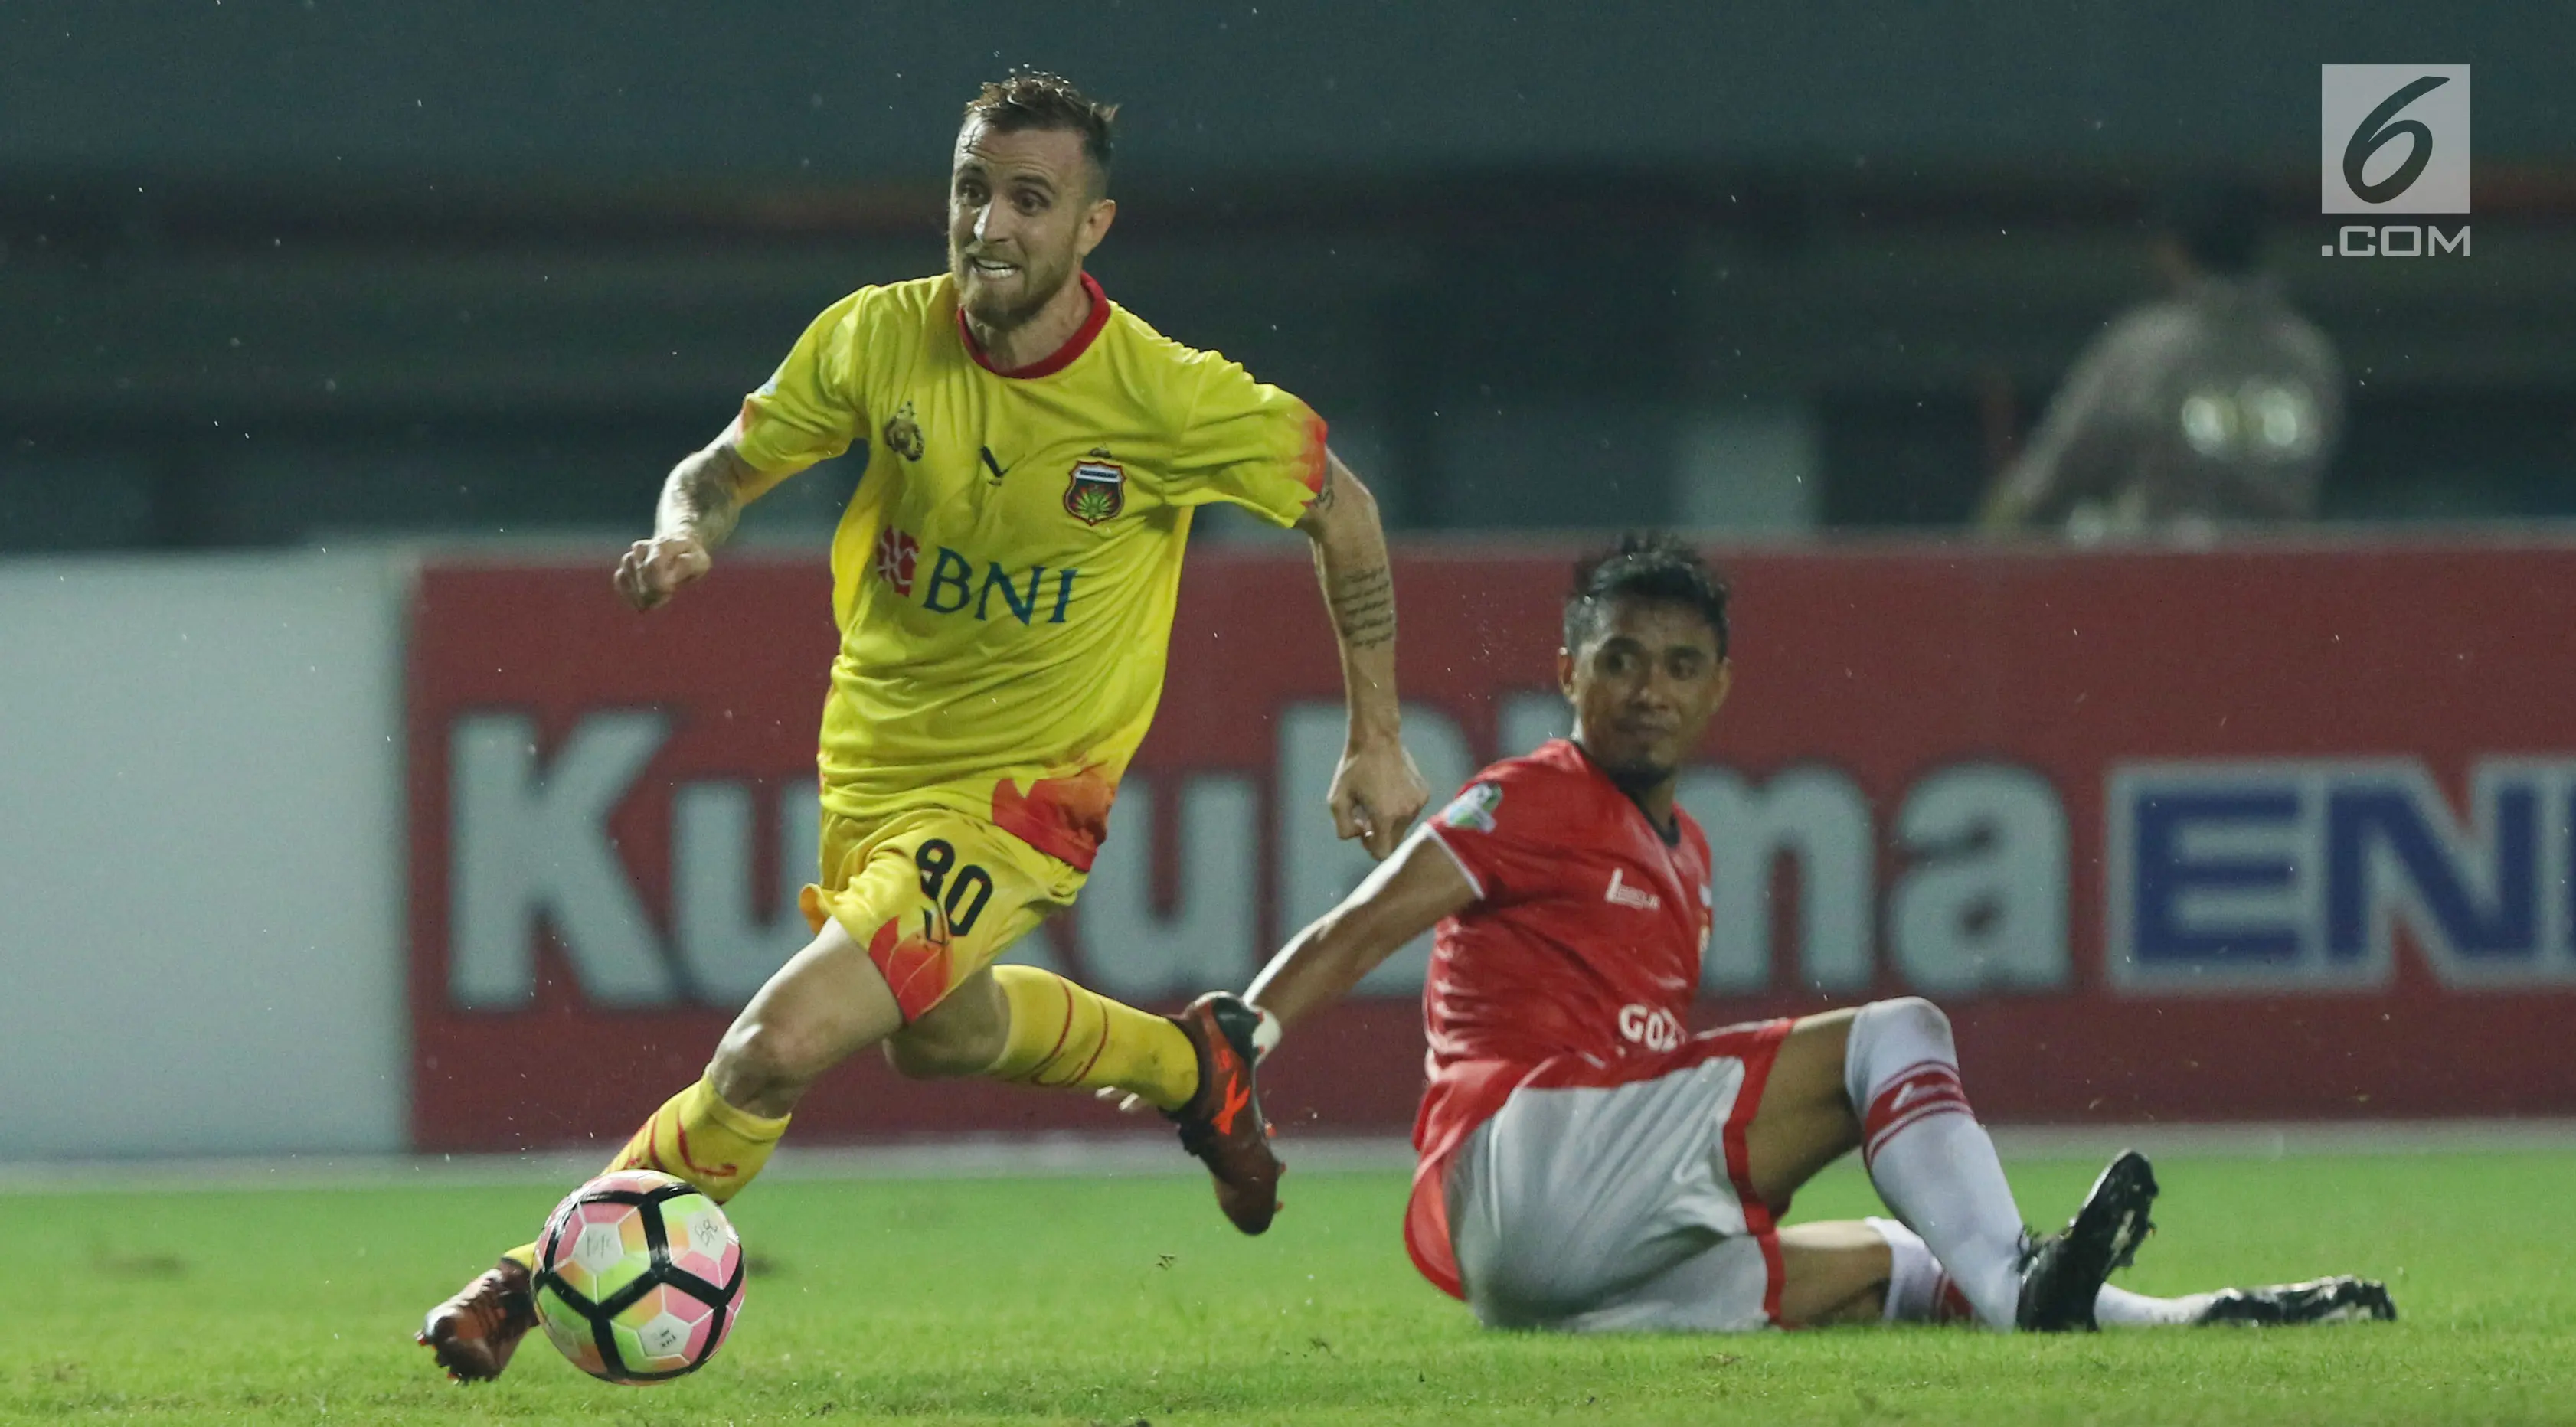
[1161,354,1331,528]
[1420,765,1567,906]
[734,288,874,489]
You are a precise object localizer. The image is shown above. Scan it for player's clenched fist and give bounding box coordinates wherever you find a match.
[614,534,712,611]
[1330,739,1431,860]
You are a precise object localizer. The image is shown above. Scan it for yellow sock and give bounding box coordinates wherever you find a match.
[495,1079,786,1270]
[602,1074,791,1205]
[986,965,1200,1111]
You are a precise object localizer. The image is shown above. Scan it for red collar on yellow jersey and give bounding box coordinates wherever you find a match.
[956,272,1113,380]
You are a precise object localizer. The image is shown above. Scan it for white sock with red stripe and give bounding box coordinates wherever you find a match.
[1865,1217,1979,1324]
[1843,997,2027,1330]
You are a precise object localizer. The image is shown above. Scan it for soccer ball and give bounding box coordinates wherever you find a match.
[531,1170,745,1383]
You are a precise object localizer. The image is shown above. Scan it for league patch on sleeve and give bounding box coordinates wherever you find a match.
[1437,782,1503,834]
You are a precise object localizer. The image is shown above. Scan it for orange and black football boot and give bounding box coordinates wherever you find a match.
[416,1255,538,1382]
[1168,992,1283,1234]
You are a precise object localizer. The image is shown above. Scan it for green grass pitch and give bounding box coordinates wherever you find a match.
[4,1151,2571,1425]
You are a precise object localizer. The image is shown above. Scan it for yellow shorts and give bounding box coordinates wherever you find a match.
[796,806,1086,1022]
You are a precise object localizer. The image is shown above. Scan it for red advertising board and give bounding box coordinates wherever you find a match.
[408,541,2576,1151]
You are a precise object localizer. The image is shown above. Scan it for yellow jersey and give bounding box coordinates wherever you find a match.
[733,272,1327,872]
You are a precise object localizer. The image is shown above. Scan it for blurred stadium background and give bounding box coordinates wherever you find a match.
[3,1,2573,1172]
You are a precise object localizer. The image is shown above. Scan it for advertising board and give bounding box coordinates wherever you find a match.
[409,544,2576,1150]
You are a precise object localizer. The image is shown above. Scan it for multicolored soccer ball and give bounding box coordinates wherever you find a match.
[531,1170,745,1383]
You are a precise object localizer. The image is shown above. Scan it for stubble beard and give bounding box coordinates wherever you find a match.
[953,247,1071,335]
[1599,756,1674,800]
[1577,733,1672,799]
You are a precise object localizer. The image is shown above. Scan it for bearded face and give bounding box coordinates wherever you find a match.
[947,121,1107,336]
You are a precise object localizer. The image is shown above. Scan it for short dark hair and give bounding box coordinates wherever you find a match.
[963,70,1118,191]
[1564,533,1731,658]
[2160,178,2268,276]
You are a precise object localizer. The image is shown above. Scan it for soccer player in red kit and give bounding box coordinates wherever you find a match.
[1237,535,2393,1331]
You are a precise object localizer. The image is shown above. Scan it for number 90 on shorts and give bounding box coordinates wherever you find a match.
[796,806,1088,1022]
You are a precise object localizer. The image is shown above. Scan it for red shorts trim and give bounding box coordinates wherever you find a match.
[864,913,955,1023]
[1712,1017,1794,1326]
[1404,1158,1463,1300]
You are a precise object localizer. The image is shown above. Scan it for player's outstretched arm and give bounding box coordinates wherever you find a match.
[1245,828,1474,1034]
[613,421,778,612]
[1100,828,1467,1112]
[1294,452,1431,857]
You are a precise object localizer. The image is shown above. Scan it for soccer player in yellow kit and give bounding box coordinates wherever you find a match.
[419,72,1430,1382]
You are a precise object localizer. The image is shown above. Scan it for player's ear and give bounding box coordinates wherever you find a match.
[1076,197,1116,257]
[1556,645,1577,700]
[1709,657,1734,714]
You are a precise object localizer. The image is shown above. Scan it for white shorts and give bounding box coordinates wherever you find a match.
[1444,1024,1790,1334]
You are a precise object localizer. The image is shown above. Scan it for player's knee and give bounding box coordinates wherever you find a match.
[712,1016,835,1097]
[1843,997,1960,1112]
[881,973,1008,1080]
[1863,996,1954,1058]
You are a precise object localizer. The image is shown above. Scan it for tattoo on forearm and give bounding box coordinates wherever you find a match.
[1328,563,1397,649]
[675,456,742,545]
[1308,464,1340,513]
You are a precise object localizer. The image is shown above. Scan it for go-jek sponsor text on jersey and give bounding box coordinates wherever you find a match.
[734,273,1328,870]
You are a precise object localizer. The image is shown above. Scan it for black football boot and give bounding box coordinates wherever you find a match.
[2015,1150,2160,1331]
[2195,1275,2397,1326]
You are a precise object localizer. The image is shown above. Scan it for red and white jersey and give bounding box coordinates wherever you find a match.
[1404,738,1721,1296]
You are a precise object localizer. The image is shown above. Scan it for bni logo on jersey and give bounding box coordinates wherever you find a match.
[2319,65,2470,258]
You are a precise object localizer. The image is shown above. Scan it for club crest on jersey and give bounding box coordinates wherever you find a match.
[1438,782,1502,834]
[1064,454,1125,525]
[881,401,925,462]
